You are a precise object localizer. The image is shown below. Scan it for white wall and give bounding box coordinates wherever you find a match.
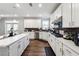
[24,19,41,28]
[0,18,5,35]
[0,17,24,36]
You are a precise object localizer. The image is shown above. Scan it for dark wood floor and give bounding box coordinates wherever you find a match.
[21,39,50,56]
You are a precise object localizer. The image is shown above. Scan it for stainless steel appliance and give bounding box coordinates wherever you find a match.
[52,16,62,28]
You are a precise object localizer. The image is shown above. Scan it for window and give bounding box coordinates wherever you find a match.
[42,19,49,30]
[5,20,18,34]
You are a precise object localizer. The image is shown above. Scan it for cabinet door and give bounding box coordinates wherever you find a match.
[29,32,35,39]
[62,3,72,28]
[39,32,42,39]
[55,5,62,19]
[56,39,62,56]
[43,32,49,41]
[72,3,79,27]
[9,41,19,56]
[24,36,30,48]
[39,32,48,41]
[51,35,56,53]
[18,39,24,56]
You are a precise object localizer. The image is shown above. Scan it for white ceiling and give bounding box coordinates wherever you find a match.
[0,3,60,17]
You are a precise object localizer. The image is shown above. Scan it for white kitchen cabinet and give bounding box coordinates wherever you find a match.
[62,3,72,28]
[50,5,62,29]
[28,32,35,39]
[9,41,19,56]
[0,34,30,56]
[55,5,62,19]
[18,36,29,56]
[62,3,79,28]
[50,13,56,29]
[63,44,78,56]
[18,38,25,56]
[9,36,29,56]
[24,19,41,28]
[39,32,49,41]
[72,3,79,27]
[55,39,63,56]
[48,34,56,54]
[48,33,53,50]
[51,35,56,53]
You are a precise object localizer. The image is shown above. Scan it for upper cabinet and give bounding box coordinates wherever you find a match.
[62,3,79,28]
[24,19,41,28]
[62,3,72,28]
[50,3,79,28]
[72,3,79,27]
[50,5,62,29]
[55,5,62,19]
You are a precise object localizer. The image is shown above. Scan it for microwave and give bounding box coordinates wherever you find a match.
[52,16,62,28]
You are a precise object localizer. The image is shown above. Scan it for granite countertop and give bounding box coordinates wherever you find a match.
[49,32,79,55]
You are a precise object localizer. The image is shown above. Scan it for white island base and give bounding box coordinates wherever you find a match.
[0,33,30,56]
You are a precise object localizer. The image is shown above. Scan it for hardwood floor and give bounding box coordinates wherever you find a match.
[21,39,50,56]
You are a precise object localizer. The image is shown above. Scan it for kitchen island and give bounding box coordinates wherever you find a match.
[0,32,30,56]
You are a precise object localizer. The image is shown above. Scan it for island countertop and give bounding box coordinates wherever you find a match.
[0,32,28,47]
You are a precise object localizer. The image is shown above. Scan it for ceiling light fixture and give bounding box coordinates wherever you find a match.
[38,3,42,8]
[16,3,20,8]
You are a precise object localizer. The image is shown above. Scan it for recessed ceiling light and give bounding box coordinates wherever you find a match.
[38,3,42,8]
[16,3,20,8]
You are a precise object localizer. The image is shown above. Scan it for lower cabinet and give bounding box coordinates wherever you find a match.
[39,32,49,41]
[9,36,29,56]
[28,32,35,39]
[48,34,56,54]
[0,35,30,56]
[55,39,63,56]
[48,33,79,56]
[49,35,63,56]
[9,41,19,56]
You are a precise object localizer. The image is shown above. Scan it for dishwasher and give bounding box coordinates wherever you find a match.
[35,31,39,39]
